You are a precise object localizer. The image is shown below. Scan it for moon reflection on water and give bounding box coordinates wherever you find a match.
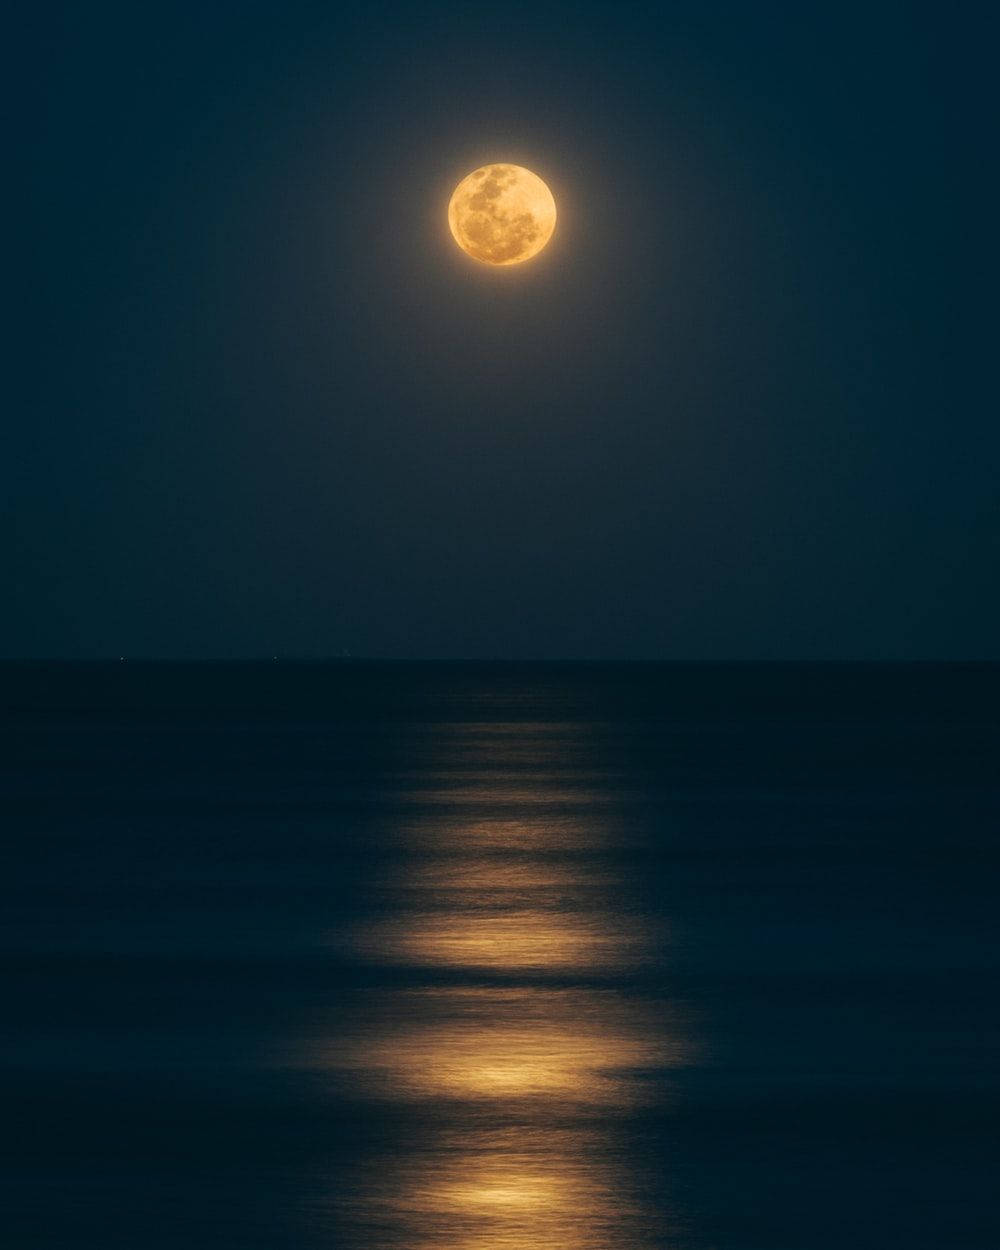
[289,719,692,1249]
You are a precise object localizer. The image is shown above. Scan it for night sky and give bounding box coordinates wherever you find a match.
[11,4,996,659]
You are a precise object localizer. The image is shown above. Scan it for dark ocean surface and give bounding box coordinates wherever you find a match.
[3,662,998,1248]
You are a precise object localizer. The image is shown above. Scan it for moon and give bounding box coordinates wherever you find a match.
[448,164,557,266]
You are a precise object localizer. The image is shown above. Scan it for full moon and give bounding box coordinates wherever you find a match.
[448,164,557,266]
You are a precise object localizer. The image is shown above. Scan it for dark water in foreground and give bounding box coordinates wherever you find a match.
[3,662,999,1248]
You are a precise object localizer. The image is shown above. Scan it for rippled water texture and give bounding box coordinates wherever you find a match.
[4,663,999,1248]
[295,720,688,1249]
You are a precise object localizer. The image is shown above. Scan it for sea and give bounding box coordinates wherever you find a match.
[3,662,998,1248]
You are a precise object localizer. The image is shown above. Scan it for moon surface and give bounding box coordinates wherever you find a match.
[448,164,557,266]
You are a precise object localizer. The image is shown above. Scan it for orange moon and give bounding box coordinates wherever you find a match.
[448,164,557,266]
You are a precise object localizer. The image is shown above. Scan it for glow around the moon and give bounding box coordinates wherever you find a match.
[448,164,557,266]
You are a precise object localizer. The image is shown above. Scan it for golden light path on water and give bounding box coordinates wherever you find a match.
[365,907,643,973]
[291,720,691,1248]
[323,986,683,1103]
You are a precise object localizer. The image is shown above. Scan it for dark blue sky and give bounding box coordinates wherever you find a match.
[11,3,996,658]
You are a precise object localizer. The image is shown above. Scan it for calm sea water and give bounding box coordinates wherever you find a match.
[3,662,999,1248]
